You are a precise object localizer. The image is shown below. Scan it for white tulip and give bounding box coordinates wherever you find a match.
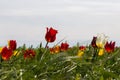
[96,33,108,48]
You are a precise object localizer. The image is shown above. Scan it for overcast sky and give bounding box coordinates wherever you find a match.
[0,0,120,47]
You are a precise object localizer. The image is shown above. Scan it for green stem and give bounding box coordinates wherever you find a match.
[0,55,2,69]
[45,42,49,48]
[40,42,49,63]
[92,48,97,62]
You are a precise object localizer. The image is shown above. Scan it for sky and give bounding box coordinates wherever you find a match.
[0,0,120,47]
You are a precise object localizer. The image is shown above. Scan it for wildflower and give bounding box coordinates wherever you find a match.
[13,50,20,56]
[1,46,13,60]
[0,47,3,53]
[96,33,108,48]
[98,48,104,56]
[77,50,84,57]
[8,40,17,50]
[50,45,60,54]
[45,27,58,43]
[91,37,97,48]
[77,46,86,57]
[79,46,86,51]
[60,42,69,51]
[105,41,115,53]
[50,48,54,54]
[24,49,36,59]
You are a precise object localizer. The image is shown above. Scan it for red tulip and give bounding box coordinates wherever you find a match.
[91,37,97,48]
[45,27,58,42]
[79,46,86,51]
[60,42,69,51]
[1,46,13,60]
[105,41,115,53]
[8,40,17,50]
[24,49,36,59]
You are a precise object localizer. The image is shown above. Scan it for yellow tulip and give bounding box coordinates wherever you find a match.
[13,50,20,56]
[96,43,104,48]
[77,50,84,57]
[98,49,104,56]
[96,33,108,48]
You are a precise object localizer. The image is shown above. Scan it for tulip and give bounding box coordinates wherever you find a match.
[50,45,60,54]
[91,37,97,48]
[45,27,58,43]
[77,50,84,57]
[96,33,108,48]
[13,50,20,56]
[1,47,13,60]
[8,40,17,50]
[24,49,36,59]
[49,48,54,54]
[105,41,115,53]
[79,46,86,51]
[98,48,104,56]
[60,42,69,51]
[0,47,3,53]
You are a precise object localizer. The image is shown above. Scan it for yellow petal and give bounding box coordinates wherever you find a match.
[13,50,20,56]
[0,47,3,53]
[98,49,104,56]
[8,40,10,47]
[77,50,84,57]
[96,42,104,48]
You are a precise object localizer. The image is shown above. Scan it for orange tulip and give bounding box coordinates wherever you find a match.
[50,45,60,54]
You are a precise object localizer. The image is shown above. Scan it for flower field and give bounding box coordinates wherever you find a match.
[0,27,120,80]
